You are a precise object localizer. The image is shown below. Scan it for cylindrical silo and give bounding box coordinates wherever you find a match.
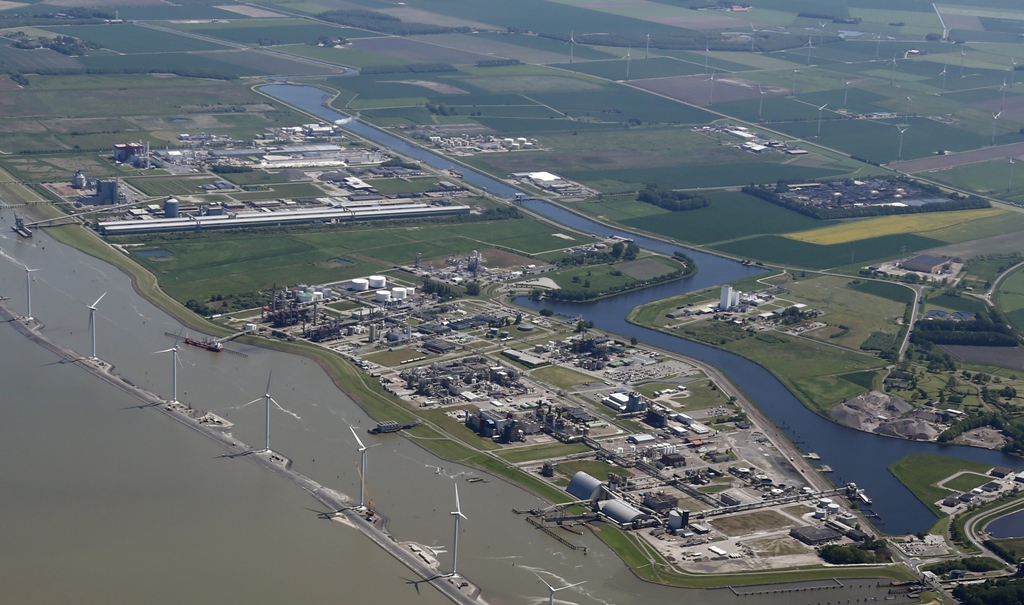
[164,197,179,218]
[668,510,684,531]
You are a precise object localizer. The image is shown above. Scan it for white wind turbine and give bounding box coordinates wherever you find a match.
[23,266,39,320]
[1011,56,1018,88]
[940,65,947,97]
[565,31,577,64]
[86,292,105,360]
[843,80,852,109]
[890,53,899,86]
[449,483,467,577]
[535,572,586,605]
[623,47,632,81]
[152,332,184,405]
[349,425,379,510]
[804,38,813,65]
[758,84,766,120]
[960,46,966,78]
[1009,157,1016,193]
[816,103,827,136]
[896,124,909,161]
[992,110,1002,145]
[707,70,716,105]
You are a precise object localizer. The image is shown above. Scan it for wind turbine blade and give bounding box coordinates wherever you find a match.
[151,348,176,354]
[533,572,555,592]
[454,483,466,519]
[560,580,587,591]
[265,369,273,397]
[350,425,366,450]
[91,292,106,308]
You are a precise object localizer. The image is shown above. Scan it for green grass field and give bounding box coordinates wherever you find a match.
[889,453,994,515]
[40,24,228,53]
[713,233,946,270]
[997,268,1024,332]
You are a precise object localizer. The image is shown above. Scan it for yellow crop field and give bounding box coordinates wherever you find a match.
[785,209,1005,245]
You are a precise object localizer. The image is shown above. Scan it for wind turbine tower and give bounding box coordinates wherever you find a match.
[566,31,577,64]
[87,292,106,360]
[24,266,39,320]
[263,370,273,452]
[896,125,909,161]
[450,483,467,576]
[153,336,182,405]
[535,573,586,605]
[816,103,827,136]
[350,425,371,510]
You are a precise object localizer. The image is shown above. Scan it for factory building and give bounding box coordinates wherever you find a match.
[113,143,145,162]
[98,203,470,235]
[566,471,604,501]
[901,254,952,274]
[598,499,649,526]
[80,179,120,205]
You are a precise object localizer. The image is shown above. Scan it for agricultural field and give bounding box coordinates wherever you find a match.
[889,453,994,514]
[39,24,229,53]
[785,209,1006,245]
[996,268,1024,331]
[125,176,220,197]
[118,214,575,302]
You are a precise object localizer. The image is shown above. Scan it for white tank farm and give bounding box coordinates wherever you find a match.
[391,286,407,300]
[350,278,369,291]
[368,275,387,289]
[375,290,391,302]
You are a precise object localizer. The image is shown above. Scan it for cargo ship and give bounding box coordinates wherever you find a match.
[184,337,223,352]
[369,419,423,434]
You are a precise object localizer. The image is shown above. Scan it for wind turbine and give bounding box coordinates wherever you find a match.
[623,47,631,81]
[749,23,756,52]
[707,70,715,105]
[939,65,947,96]
[818,21,827,46]
[843,80,851,110]
[152,333,183,405]
[875,33,881,59]
[534,573,586,605]
[758,84,766,121]
[565,31,577,64]
[960,46,966,78]
[263,370,273,452]
[23,266,39,320]
[645,33,650,60]
[1001,80,1007,111]
[890,53,898,86]
[992,111,1002,145]
[904,96,912,121]
[87,292,105,360]
[449,483,467,577]
[1009,157,1016,193]
[816,103,827,136]
[791,69,799,97]
[349,425,378,510]
[896,124,909,161]
[1011,57,1018,88]
[804,38,813,65]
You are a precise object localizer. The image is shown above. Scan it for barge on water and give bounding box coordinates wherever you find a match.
[369,419,423,434]
[185,337,223,352]
[13,215,32,238]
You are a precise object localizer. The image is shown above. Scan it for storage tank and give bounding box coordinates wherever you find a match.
[668,509,685,530]
[350,278,369,291]
[405,286,415,296]
[368,275,387,289]
[375,290,391,303]
[244,323,257,333]
[296,292,315,304]
[818,498,833,508]
[163,197,180,218]
[391,286,407,300]
[322,287,333,298]
[827,503,841,515]
[312,291,324,302]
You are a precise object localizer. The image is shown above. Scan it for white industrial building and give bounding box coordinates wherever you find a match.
[720,285,741,311]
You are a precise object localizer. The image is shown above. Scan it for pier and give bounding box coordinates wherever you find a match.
[0,300,487,605]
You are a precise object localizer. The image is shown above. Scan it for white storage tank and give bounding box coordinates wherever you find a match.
[351,278,369,291]
[668,509,685,530]
[391,286,407,300]
[368,275,387,289]
[312,291,324,302]
[375,290,391,303]
[244,323,258,333]
[405,286,415,296]
[818,498,832,508]
[827,503,841,515]
[322,287,334,298]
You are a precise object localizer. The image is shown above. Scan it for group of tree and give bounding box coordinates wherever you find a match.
[421,278,459,300]
[210,165,253,174]
[818,538,890,565]
[12,34,98,55]
[317,9,467,36]
[924,557,1003,576]
[742,183,990,220]
[911,308,1017,347]
[361,63,456,75]
[4,66,236,80]
[636,184,710,212]
[311,35,347,47]
[953,579,1024,605]
[538,29,823,53]
[425,102,458,116]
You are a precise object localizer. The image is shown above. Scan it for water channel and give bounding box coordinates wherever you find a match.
[258,82,1024,536]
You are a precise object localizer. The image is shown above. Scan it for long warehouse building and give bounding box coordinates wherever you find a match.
[97,203,470,235]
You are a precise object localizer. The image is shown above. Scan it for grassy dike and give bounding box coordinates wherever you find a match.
[38,218,914,588]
